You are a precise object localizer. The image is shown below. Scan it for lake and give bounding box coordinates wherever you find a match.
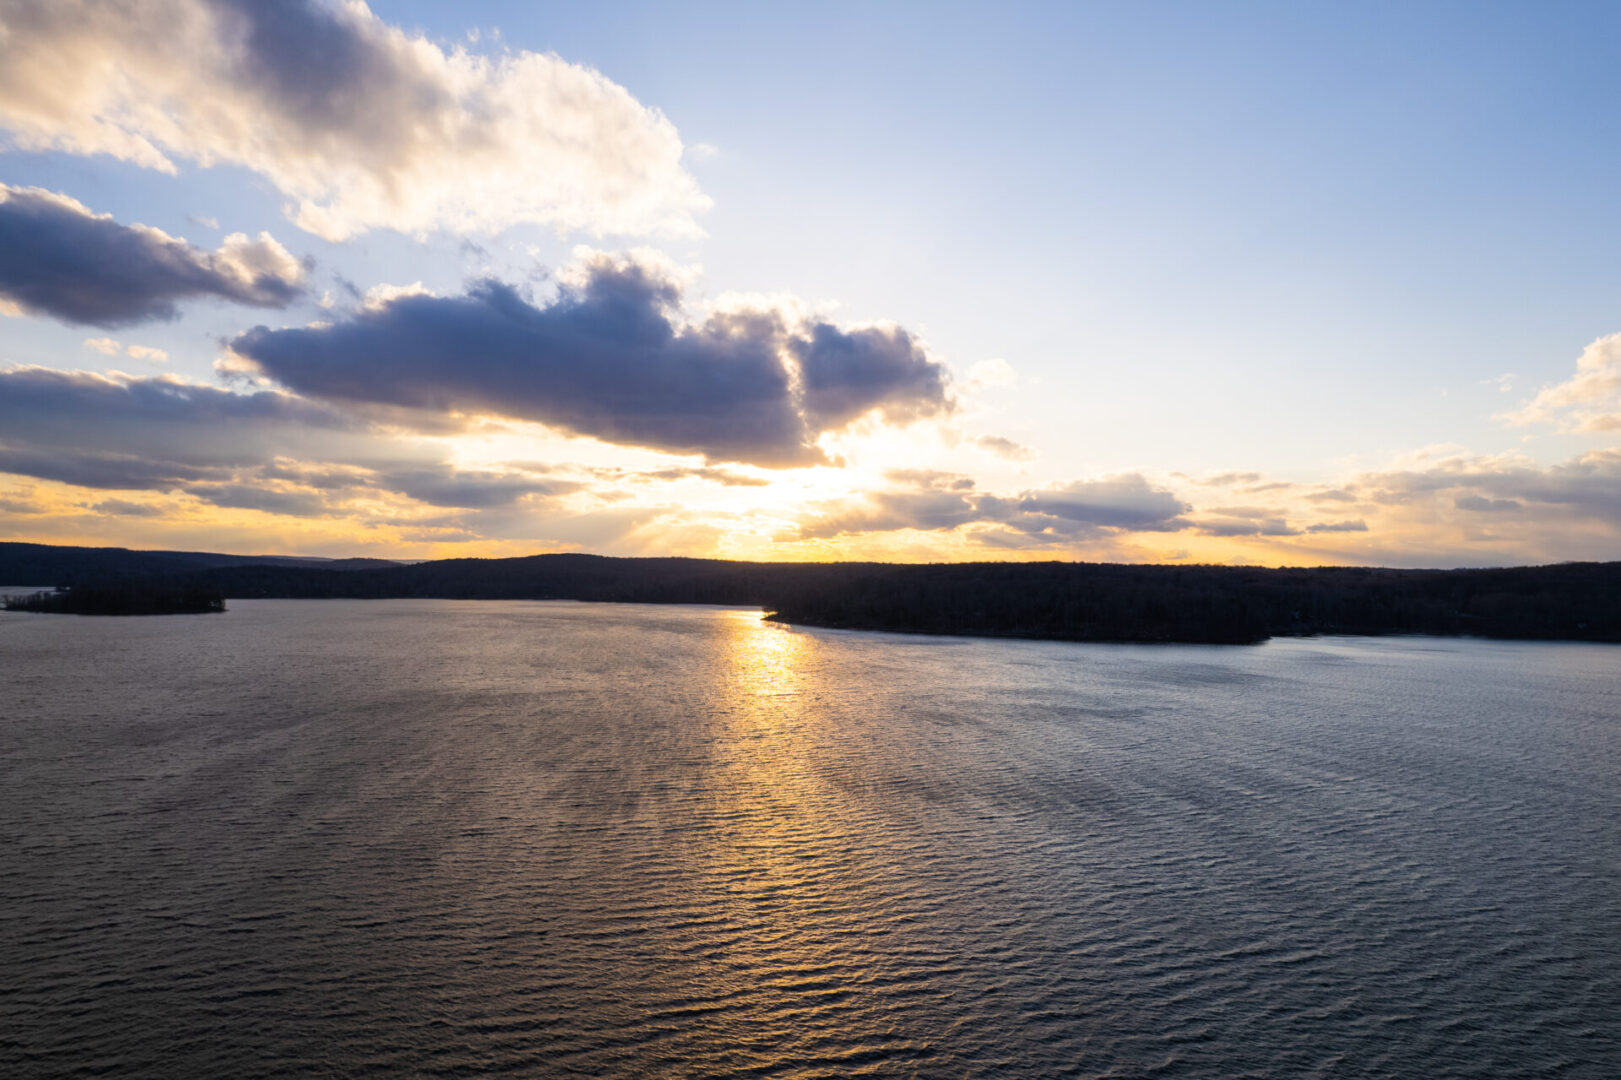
[2,600,1617,1077]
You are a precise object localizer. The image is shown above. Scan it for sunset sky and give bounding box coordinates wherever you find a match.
[3,0,1620,566]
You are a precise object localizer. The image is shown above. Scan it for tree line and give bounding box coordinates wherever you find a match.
[5,543,1617,642]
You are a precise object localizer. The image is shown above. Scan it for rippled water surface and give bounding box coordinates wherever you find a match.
[2,600,1618,1078]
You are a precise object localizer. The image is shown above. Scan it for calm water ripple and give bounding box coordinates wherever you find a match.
[1,600,1618,1078]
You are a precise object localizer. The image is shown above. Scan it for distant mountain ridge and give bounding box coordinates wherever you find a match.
[0,542,400,585]
[3,541,1619,644]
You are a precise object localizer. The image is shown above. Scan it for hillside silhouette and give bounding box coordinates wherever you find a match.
[3,542,1618,643]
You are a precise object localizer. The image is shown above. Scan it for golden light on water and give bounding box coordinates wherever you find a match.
[712,610,842,936]
[723,610,813,703]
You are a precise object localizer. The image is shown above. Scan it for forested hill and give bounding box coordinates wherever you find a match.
[0,542,397,584]
[4,542,1619,644]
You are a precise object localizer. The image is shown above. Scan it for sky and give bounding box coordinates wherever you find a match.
[2,0,1621,567]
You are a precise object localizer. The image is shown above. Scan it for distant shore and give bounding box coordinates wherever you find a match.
[5,541,1618,643]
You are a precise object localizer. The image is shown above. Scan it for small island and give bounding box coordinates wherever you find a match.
[4,583,227,616]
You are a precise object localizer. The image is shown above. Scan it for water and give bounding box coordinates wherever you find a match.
[1,600,1617,1078]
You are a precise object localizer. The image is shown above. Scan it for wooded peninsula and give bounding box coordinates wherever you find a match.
[4,582,226,616]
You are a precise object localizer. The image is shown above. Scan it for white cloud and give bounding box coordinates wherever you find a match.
[975,434,1035,461]
[965,356,1017,390]
[1501,333,1621,432]
[360,280,433,312]
[0,0,710,242]
[83,337,168,362]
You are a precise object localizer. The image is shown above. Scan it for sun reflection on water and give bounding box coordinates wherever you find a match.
[683,611,882,1054]
[722,610,813,703]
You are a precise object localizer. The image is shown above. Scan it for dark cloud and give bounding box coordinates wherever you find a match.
[0,367,361,482]
[0,367,595,526]
[1017,477,1189,531]
[1193,517,1300,538]
[793,323,946,429]
[259,460,493,502]
[1304,519,1369,533]
[375,467,581,509]
[229,254,952,466]
[85,498,168,518]
[179,483,335,517]
[0,446,231,491]
[0,186,304,327]
[0,494,44,515]
[209,0,449,143]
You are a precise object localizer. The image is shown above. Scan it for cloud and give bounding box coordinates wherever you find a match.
[1192,471,1263,487]
[83,337,169,362]
[791,472,1191,542]
[373,466,580,509]
[1206,447,1621,564]
[0,185,303,326]
[176,462,574,517]
[85,498,167,518]
[1500,333,1621,432]
[0,493,44,514]
[1350,448,1621,524]
[0,366,363,487]
[0,0,708,241]
[1193,515,1299,538]
[1016,476,1190,531]
[782,472,1390,555]
[0,367,604,527]
[793,321,947,430]
[177,482,335,517]
[229,250,953,466]
[975,434,1035,461]
[964,356,1017,390]
[1454,495,1522,513]
[622,467,771,487]
[1197,511,1366,536]
[0,444,231,491]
